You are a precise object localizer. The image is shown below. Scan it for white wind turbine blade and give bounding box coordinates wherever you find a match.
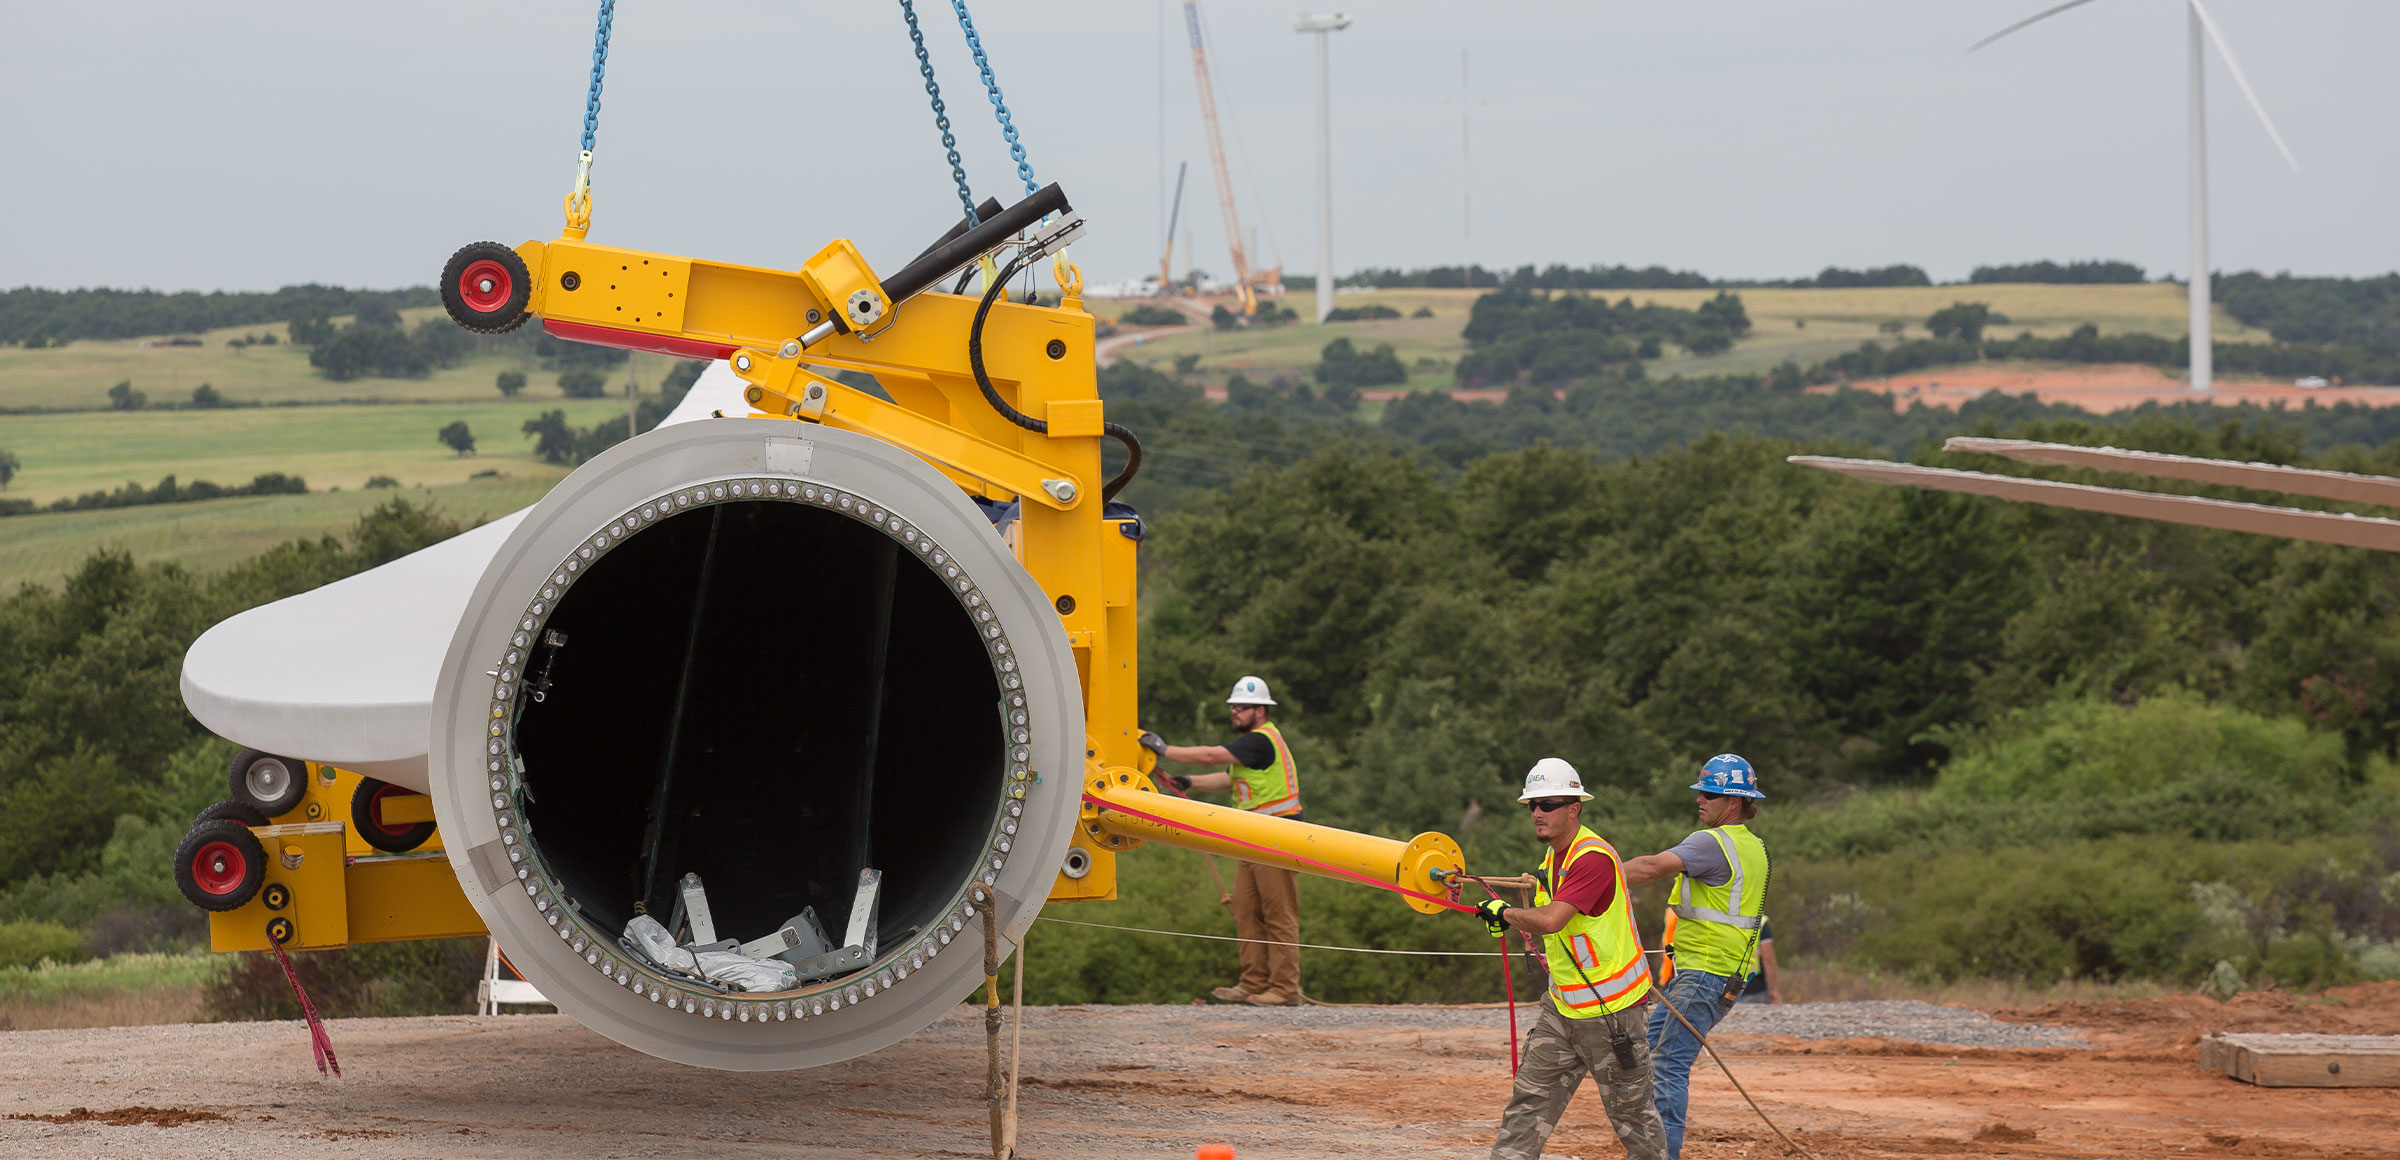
[1967,0,2108,53]
[2187,0,2301,171]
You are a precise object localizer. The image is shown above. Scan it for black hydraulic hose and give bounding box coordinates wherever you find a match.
[884,183,1070,305]
[912,197,1005,264]
[966,251,1145,503]
[1100,422,1143,502]
[968,251,1044,433]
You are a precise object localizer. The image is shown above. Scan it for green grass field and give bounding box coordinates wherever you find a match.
[0,307,694,411]
[1106,282,2260,389]
[0,397,635,503]
[0,475,560,591]
[0,280,2246,588]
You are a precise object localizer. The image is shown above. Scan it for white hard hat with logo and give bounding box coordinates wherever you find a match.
[1226,675,1277,705]
[1516,757,1592,802]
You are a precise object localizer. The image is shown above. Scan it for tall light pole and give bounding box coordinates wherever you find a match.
[2186,5,2211,393]
[1295,12,1350,323]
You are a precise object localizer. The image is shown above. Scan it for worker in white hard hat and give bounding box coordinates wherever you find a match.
[1620,754,1770,1160]
[1140,675,1305,1006]
[1478,758,1667,1160]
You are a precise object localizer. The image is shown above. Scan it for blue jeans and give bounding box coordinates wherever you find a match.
[1646,968,1738,1160]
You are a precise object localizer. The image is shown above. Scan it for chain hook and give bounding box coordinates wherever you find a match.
[563,150,596,237]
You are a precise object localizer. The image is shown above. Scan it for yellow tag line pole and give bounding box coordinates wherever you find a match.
[1081,768,1463,914]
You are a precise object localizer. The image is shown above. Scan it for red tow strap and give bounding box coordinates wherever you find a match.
[266,929,340,1077]
[1081,790,1521,1072]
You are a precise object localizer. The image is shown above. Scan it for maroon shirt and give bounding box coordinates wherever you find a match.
[1551,842,1618,916]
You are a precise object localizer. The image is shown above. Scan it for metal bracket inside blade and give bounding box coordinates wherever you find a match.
[782,868,881,983]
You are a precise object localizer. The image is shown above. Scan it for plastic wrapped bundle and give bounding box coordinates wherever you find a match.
[623,915,697,972]
[695,951,799,993]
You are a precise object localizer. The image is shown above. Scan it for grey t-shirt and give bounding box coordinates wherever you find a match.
[1667,830,1734,887]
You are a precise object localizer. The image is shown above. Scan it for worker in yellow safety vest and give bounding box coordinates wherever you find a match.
[1621,754,1770,1160]
[1141,675,1305,1006]
[1473,758,1667,1160]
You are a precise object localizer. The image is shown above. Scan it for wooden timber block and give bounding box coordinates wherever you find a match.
[2201,1033,2400,1088]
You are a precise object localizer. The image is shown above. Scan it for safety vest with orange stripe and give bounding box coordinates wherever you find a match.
[1231,721,1301,817]
[1537,826,1653,1019]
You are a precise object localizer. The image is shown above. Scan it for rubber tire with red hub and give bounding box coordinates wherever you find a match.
[352,776,437,853]
[441,241,533,334]
[175,819,267,912]
[228,748,308,818]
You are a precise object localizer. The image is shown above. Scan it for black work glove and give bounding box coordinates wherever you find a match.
[1475,898,1511,938]
[1170,775,1192,791]
[1138,731,1169,757]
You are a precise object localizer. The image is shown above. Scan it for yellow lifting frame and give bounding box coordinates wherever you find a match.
[203,210,1461,952]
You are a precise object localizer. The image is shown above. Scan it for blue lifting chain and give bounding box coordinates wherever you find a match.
[568,0,617,224]
[950,0,1039,198]
[582,0,615,155]
[899,0,978,224]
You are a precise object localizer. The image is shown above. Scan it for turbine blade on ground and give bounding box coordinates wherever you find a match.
[1790,456,2400,553]
[1967,0,2108,53]
[2187,0,2301,171]
[1943,438,2400,507]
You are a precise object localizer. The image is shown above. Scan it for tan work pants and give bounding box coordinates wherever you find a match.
[1231,858,1300,998]
[1491,1000,1667,1160]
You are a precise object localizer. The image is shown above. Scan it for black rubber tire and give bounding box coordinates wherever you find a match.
[441,241,533,334]
[192,800,270,829]
[352,777,437,853]
[227,748,308,818]
[174,819,267,912]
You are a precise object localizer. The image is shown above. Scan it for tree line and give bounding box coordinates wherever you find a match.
[1340,263,1936,292]
[0,472,306,519]
[2,285,437,346]
[1452,288,1752,385]
[2217,271,2400,346]
[4,356,2399,1004]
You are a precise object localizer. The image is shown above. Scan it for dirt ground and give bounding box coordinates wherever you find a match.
[0,985,2394,1159]
[1819,363,2400,414]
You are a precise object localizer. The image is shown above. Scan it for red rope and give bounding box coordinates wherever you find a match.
[1081,791,1526,1070]
[265,929,340,1077]
[1498,929,1518,1074]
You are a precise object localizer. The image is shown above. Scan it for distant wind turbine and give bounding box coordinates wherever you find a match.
[1972,0,2300,394]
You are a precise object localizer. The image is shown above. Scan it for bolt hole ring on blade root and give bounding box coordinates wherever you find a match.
[429,420,1082,1071]
[441,242,532,333]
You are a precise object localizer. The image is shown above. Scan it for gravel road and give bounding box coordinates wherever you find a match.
[0,1000,2098,1159]
[1715,999,2094,1048]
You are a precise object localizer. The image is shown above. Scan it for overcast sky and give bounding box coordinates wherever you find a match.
[3,1,2393,293]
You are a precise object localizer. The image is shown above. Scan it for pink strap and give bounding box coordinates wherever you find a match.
[266,929,341,1077]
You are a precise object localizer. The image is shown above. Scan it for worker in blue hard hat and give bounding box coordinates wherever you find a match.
[1620,754,1770,1160]
[1141,675,1305,1006]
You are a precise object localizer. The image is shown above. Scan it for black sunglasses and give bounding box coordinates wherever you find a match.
[1699,792,1726,801]
[1527,799,1578,813]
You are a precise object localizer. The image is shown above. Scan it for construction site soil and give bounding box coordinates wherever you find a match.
[0,984,2393,1159]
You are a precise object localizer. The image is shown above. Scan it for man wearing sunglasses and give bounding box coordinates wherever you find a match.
[1476,758,1667,1160]
[1620,754,1770,1160]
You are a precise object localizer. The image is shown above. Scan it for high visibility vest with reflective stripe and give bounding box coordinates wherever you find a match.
[1231,721,1301,816]
[1668,824,1767,977]
[1537,827,1652,1019]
